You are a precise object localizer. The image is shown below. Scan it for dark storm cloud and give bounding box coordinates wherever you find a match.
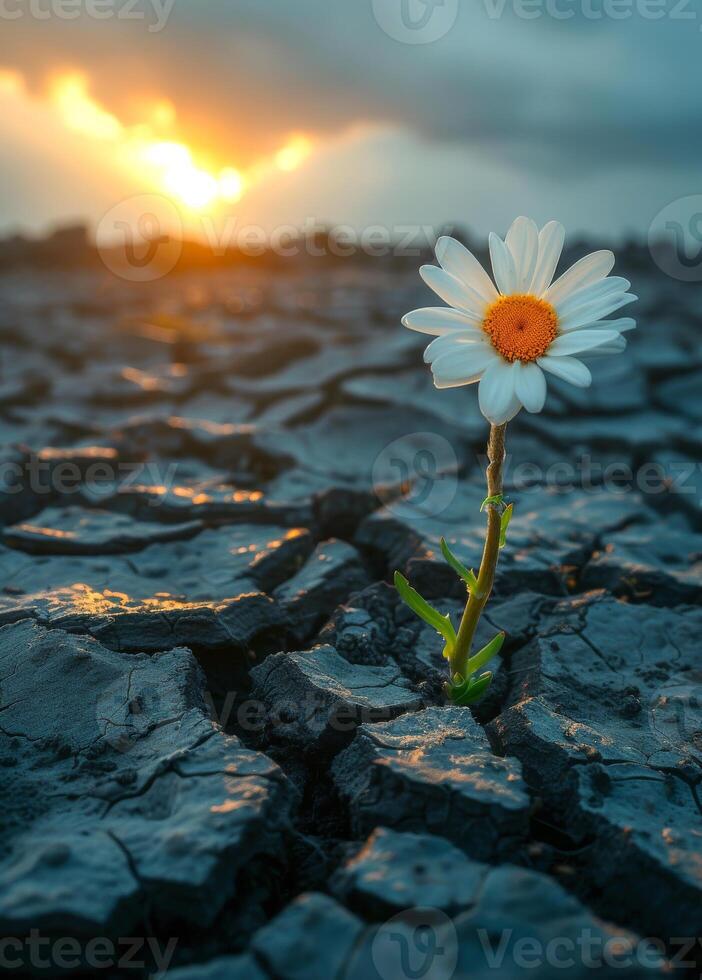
[1,0,700,171]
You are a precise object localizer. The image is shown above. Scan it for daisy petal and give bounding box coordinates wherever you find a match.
[478,359,519,424]
[419,265,485,319]
[503,391,523,424]
[559,294,637,332]
[431,346,498,388]
[505,216,539,292]
[402,307,485,336]
[514,361,547,413]
[556,277,631,319]
[548,328,620,356]
[489,233,518,295]
[581,336,628,356]
[423,333,489,364]
[435,237,498,305]
[545,250,615,306]
[530,221,565,296]
[537,355,592,387]
[584,317,636,333]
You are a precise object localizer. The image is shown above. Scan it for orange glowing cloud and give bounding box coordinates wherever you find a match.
[27,69,314,216]
[51,73,124,141]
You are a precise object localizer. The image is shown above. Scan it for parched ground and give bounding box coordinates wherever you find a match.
[0,246,700,978]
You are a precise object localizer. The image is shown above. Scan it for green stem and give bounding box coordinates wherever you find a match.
[449,423,507,679]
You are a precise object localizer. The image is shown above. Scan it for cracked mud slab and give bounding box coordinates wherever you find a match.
[2,505,203,554]
[0,255,700,974]
[273,538,369,643]
[333,707,530,861]
[243,855,666,980]
[325,828,667,978]
[491,593,702,937]
[167,956,268,980]
[250,643,423,753]
[0,620,294,953]
[580,512,702,604]
[0,520,315,651]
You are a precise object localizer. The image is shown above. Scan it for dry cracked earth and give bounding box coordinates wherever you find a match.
[0,244,701,978]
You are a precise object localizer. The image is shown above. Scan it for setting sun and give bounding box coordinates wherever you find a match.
[140,142,222,210]
[40,71,312,215]
[219,168,245,202]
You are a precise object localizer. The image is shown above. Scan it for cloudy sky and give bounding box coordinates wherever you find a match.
[0,0,700,240]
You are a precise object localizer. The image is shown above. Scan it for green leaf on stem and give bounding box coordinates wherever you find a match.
[439,538,481,595]
[499,503,514,548]
[394,571,457,651]
[466,631,505,676]
[448,671,493,706]
[480,493,504,512]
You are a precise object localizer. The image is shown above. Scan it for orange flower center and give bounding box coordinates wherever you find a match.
[482,294,558,362]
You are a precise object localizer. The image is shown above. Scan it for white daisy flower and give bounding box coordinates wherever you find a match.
[402,217,637,425]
